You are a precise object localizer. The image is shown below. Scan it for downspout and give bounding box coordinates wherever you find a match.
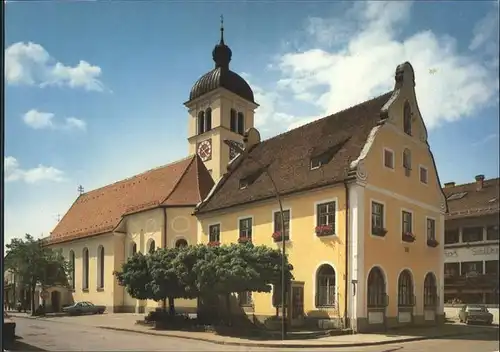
[162,208,168,312]
[343,180,350,329]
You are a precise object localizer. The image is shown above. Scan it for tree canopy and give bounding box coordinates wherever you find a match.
[114,242,294,315]
[4,234,72,313]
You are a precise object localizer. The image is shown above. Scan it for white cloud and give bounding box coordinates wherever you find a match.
[472,133,499,147]
[22,109,86,131]
[5,42,106,92]
[256,1,499,132]
[5,156,66,183]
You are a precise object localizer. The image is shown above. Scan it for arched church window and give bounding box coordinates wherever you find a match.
[205,108,212,131]
[230,109,237,132]
[237,112,245,135]
[197,111,205,134]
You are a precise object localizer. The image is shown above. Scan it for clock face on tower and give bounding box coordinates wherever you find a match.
[197,139,212,162]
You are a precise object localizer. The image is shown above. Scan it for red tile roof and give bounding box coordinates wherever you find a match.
[443,177,500,220]
[48,155,213,244]
[196,92,393,214]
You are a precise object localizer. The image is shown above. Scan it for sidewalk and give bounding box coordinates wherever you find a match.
[8,312,498,348]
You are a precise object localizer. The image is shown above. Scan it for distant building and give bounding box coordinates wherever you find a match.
[442,175,499,304]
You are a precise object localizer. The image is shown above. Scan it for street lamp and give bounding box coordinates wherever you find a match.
[224,139,287,340]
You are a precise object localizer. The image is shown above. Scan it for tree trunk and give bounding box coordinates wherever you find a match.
[225,293,232,326]
[168,297,175,316]
[30,283,36,316]
[161,298,167,312]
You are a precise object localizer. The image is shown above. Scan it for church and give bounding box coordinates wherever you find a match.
[44,22,446,333]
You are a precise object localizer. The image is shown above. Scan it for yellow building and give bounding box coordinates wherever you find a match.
[195,62,448,332]
[45,23,447,333]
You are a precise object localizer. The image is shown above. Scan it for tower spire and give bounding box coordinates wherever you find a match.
[220,14,225,44]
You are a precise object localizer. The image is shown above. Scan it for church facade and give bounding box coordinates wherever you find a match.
[45,24,447,332]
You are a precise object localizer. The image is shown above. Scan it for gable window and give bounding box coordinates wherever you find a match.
[426,218,436,240]
[384,149,394,169]
[239,217,253,242]
[205,107,212,131]
[274,210,291,240]
[402,211,412,234]
[462,227,483,243]
[420,166,428,184]
[209,224,221,244]
[403,148,411,176]
[237,112,245,135]
[403,101,412,136]
[371,201,385,236]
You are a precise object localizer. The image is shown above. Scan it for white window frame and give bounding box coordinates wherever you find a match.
[383,147,395,171]
[310,158,323,170]
[207,222,222,244]
[370,198,387,240]
[419,164,429,185]
[312,261,338,309]
[313,198,338,238]
[272,207,292,242]
[237,215,254,241]
[400,208,414,244]
[425,216,437,241]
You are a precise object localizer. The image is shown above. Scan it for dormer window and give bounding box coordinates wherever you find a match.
[239,179,248,189]
[403,148,411,176]
[403,101,412,136]
[311,158,323,170]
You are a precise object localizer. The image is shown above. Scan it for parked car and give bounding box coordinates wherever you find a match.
[62,301,106,316]
[458,304,493,325]
[3,312,16,348]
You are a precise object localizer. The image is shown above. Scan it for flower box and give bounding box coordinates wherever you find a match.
[315,224,334,237]
[272,231,289,243]
[426,238,439,248]
[207,241,220,247]
[402,232,416,243]
[238,237,251,244]
[372,227,387,237]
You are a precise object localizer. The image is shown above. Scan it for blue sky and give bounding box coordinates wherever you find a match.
[4,1,499,244]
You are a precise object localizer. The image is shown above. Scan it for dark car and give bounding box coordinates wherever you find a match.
[62,301,106,316]
[3,312,16,348]
[458,304,494,325]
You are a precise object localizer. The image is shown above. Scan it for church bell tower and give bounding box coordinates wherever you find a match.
[185,17,259,181]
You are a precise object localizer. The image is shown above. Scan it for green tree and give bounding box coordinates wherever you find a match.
[114,253,154,300]
[5,234,72,315]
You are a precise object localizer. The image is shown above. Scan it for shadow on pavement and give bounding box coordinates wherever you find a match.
[6,338,47,351]
[379,323,499,342]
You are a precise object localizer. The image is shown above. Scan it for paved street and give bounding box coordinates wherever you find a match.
[9,317,500,352]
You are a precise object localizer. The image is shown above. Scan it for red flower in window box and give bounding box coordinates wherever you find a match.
[315,224,334,237]
[238,237,251,244]
[207,241,220,247]
[272,231,289,242]
[402,232,416,243]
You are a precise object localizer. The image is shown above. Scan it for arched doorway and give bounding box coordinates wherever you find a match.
[423,272,438,322]
[51,291,61,313]
[397,269,414,324]
[366,266,387,327]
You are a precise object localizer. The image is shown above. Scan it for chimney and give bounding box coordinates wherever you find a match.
[475,174,485,191]
[444,182,455,188]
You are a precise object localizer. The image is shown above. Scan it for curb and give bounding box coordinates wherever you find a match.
[96,325,487,348]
